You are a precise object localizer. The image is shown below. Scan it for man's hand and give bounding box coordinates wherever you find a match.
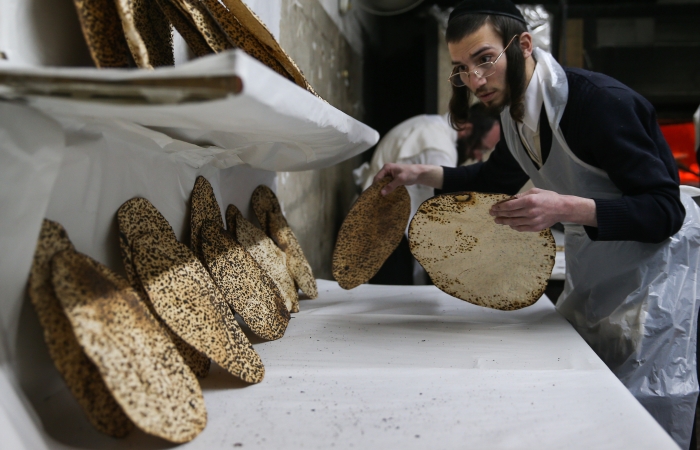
[489,188,597,231]
[373,163,444,196]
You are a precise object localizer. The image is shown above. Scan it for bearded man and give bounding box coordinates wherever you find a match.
[373,1,700,447]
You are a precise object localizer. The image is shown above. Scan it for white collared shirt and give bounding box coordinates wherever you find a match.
[517,63,544,167]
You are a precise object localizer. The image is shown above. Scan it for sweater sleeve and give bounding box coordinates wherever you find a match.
[562,72,684,243]
[439,129,529,195]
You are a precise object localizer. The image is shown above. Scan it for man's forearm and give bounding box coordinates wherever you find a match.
[416,165,445,190]
[561,195,597,227]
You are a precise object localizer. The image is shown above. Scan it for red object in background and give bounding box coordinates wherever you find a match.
[660,122,699,185]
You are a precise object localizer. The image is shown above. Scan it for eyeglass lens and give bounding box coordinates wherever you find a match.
[448,34,518,88]
[452,63,495,86]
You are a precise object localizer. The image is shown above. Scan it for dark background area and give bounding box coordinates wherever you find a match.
[362,11,438,142]
[362,0,700,142]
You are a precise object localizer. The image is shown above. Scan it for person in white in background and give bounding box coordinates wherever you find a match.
[354,105,500,284]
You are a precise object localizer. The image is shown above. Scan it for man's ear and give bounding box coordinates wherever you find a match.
[519,32,534,58]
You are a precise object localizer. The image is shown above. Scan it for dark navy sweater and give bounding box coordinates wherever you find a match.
[440,67,684,243]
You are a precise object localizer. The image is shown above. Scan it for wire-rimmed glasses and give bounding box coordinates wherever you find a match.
[448,34,519,88]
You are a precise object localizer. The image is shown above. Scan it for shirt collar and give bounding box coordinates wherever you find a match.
[521,63,543,133]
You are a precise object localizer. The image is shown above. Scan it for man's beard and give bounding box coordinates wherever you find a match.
[474,83,510,115]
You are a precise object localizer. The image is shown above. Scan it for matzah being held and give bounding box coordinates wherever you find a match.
[408,192,555,310]
[332,178,410,290]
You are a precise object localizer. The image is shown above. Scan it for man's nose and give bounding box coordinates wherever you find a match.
[468,75,487,92]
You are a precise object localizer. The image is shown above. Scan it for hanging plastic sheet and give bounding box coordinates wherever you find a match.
[517,5,552,52]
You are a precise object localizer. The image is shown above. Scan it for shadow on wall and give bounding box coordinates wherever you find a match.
[24,0,93,66]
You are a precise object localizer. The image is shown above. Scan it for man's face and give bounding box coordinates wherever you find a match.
[448,23,510,111]
[481,121,501,150]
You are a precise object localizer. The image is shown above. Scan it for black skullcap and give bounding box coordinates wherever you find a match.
[448,0,527,25]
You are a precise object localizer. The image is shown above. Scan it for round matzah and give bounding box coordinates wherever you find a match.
[226,204,299,313]
[115,0,174,68]
[117,198,211,378]
[203,0,316,94]
[118,197,178,245]
[72,0,132,67]
[251,185,318,299]
[28,220,133,437]
[190,176,225,261]
[51,250,207,443]
[169,0,234,53]
[155,0,213,57]
[332,178,410,290]
[408,192,556,310]
[201,220,290,340]
[131,232,265,383]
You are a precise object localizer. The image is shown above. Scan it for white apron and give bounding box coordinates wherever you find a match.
[501,48,700,449]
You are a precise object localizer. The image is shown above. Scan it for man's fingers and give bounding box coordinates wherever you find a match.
[495,216,548,232]
[381,178,403,196]
[519,188,541,196]
[492,208,526,218]
[490,196,531,214]
[495,216,533,227]
[374,166,391,184]
[491,201,530,217]
[510,224,542,232]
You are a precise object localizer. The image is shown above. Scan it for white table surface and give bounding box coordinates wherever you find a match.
[2,280,677,449]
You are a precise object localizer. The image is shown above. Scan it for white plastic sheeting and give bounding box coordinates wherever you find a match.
[518,5,552,53]
[0,49,379,171]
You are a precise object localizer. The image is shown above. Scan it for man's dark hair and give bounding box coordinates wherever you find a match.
[446,14,528,129]
[457,103,499,165]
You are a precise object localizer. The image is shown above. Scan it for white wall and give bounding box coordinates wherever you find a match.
[0,0,92,66]
[241,0,283,39]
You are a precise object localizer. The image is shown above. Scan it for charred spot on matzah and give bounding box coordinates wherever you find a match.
[332,178,410,290]
[251,185,317,299]
[226,204,299,313]
[50,250,206,443]
[201,219,290,340]
[27,219,134,437]
[408,192,556,310]
[131,232,264,383]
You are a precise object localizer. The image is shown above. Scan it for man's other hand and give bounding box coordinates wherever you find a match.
[489,188,597,231]
[373,163,444,196]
